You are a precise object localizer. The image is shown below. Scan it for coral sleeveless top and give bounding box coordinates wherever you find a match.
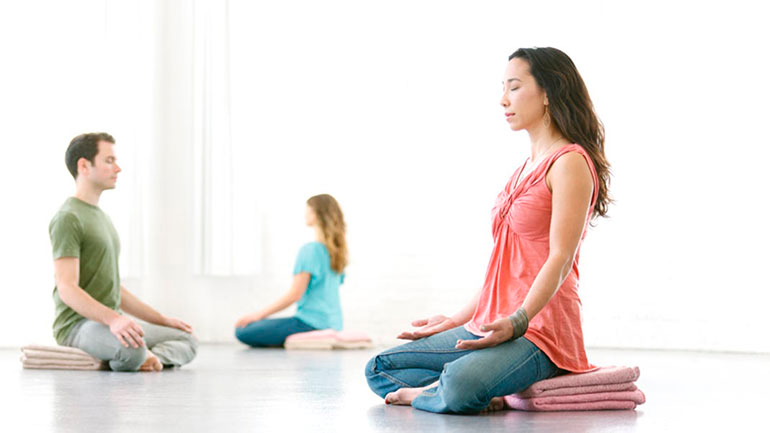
[465,144,598,373]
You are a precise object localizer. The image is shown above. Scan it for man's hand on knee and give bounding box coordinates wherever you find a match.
[108,315,146,348]
[161,315,194,334]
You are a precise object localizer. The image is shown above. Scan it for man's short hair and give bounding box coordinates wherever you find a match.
[65,132,115,179]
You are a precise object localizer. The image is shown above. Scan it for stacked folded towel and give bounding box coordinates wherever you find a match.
[20,345,107,370]
[504,365,645,411]
[284,330,373,350]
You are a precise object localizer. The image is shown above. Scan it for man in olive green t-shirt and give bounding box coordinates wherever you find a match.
[49,132,197,372]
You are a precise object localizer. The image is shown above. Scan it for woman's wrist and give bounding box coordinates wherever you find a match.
[449,312,470,326]
[508,307,529,340]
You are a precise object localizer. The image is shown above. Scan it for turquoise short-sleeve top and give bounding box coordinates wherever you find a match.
[293,242,344,330]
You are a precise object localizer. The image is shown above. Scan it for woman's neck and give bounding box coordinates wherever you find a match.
[527,124,566,161]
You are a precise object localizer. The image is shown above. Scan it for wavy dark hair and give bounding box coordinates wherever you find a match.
[509,47,612,218]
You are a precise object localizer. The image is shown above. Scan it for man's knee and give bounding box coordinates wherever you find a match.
[182,333,199,363]
[110,346,147,372]
[179,331,199,354]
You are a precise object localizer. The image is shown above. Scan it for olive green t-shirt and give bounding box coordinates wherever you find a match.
[49,197,121,344]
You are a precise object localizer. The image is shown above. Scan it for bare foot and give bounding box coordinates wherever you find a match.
[139,352,163,372]
[385,385,434,406]
[481,397,507,413]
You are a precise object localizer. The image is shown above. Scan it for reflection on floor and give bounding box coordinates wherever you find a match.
[1,344,767,432]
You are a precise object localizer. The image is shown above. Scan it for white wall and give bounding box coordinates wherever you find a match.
[1,0,768,352]
[0,0,155,346]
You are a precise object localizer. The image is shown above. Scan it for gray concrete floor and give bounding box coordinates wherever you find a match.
[2,344,769,432]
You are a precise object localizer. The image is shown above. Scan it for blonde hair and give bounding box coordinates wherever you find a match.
[307,194,348,274]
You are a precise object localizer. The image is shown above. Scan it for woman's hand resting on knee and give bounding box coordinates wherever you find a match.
[235,313,265,329]
[397,315,459,340]
[398,292,479,340]
[454,317,514,350]
[456,307,529,350]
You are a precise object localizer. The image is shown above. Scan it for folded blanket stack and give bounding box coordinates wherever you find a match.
[284,330,373,350]
[20,345,107,370]
[504,366,645,411]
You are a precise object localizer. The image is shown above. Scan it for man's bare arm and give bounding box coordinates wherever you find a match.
[120,286,165,325]
[121,286,194,334]
[54,257,145,348]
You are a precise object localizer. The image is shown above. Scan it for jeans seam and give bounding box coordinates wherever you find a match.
[421,388,439,397]
[371,349,467,389]
[378,347,470,357]
[376,370,416,388]
[373,348,469,383]
[369,355,421,388]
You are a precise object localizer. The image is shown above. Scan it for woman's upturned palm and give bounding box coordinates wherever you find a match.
[397,315,458,340]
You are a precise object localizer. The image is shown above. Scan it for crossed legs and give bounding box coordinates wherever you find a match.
[365,326,560,414]
[64,319,198,372]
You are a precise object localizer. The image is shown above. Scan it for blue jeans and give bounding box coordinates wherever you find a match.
[235,317,316,347]
[365,326,561,414]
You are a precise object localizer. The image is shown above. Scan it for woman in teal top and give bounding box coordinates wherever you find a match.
[235,194,348,347]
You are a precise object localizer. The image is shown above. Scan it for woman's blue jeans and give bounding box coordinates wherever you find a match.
[365,326,561,414]
[235,317,316,347]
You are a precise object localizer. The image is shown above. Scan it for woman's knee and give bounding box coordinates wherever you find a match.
[110,346,147,372]
[234,327,250,345]
[364,354,382,386]
[364,354,378,377]
[235,325,269,347]
[364,353,395,398]
[364,351,393,380]
[439,363,490,413]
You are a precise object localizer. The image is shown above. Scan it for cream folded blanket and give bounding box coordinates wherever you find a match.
[284,330,373,350]
[20,345,107,370]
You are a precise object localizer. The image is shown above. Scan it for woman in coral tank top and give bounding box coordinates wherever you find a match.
[365,47,613,414]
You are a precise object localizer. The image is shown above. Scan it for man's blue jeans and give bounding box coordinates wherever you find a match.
[365,326,561,414]
[235,317,316,347]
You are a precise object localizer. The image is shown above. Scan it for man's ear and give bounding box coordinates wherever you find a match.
[77,157,91,177]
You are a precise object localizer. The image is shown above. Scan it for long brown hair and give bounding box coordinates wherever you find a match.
[510,47,612,218]
[307,194,348,273]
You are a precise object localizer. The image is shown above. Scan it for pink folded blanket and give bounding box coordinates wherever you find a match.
[503,366,645,411]
[20,344,107,370]
[505,389,646,411]
[506,398,640,411]
[517,366,641,398]
[284,330,373,350]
